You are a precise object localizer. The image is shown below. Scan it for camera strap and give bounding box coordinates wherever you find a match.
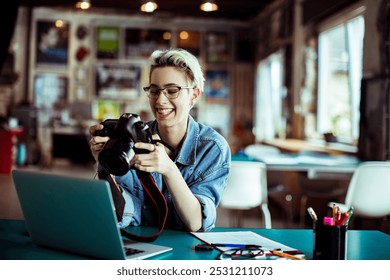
[98,166,168,242]
[120,170,168,242]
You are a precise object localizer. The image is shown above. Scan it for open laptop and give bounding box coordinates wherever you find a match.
[12,169,172,260]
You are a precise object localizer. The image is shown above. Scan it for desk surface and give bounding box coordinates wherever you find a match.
[1,220,390,260]
[232,153,360,179]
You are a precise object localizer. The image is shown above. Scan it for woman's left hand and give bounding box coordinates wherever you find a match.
[132,135,175,175]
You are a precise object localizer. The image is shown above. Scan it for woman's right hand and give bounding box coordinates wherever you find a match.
[89,123,109,162]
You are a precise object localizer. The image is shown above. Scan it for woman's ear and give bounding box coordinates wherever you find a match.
[192,87,201,102]
[190,88,201,107]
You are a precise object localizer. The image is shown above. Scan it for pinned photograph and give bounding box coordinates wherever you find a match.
[36,20,69,66]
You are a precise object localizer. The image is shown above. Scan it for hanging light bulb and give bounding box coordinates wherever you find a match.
[75,0,91,10]
[200,0,218,12]
[140,1,158,13]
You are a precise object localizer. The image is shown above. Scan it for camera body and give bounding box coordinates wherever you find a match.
[93,113,153,176]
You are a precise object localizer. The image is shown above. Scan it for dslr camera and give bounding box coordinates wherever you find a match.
[93,113,154,176]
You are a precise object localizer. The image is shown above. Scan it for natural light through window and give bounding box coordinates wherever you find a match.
[254,51,285,141]
[317,13,365,144]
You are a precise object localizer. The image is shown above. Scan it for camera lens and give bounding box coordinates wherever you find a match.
[98,139,135,176]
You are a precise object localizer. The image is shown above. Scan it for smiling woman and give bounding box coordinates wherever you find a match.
[89,48,231,233]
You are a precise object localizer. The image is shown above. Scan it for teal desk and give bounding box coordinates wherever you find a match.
[232,153,360,180]
[1,220,390,260]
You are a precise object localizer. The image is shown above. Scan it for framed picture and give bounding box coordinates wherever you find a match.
[96,26,120,59]
[36,20,69,66]
[205,70,229,101]
[125,28,171,58]
[95,63,142,99]
[34,74,68,108]
[34,74,68,126]
[206,32,230,64]
[93,99,120,121]
[176,30,200,57]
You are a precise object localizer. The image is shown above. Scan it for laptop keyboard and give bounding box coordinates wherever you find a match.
[125,247,145,256]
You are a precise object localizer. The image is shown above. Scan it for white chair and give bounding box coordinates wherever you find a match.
[220,161,272,229]
[244,144,293,227]
[328,161,390,229]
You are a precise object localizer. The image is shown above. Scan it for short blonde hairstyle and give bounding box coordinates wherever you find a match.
[148,48,205,92]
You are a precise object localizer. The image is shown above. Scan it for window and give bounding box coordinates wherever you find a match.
[254,51,286,141]
[317,7,365,144]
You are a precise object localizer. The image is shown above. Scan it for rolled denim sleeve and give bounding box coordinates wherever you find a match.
[192,165,230,231]
[194,195,215,231]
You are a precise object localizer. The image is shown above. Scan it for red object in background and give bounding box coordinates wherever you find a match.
[0,129,24,174]
[75,46,89,62]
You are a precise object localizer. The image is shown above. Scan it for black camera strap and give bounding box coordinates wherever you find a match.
[97,166,126,220]
[98,167,168,242]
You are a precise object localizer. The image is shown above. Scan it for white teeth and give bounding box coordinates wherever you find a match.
[157,108,173,114]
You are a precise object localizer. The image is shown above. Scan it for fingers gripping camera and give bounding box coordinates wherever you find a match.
[92,113,154,176]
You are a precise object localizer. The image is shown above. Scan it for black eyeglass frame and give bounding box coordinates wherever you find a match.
[216,245,265,260]
[143,85,195,99]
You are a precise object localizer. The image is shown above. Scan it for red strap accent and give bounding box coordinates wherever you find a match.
[99,166,168,242]
[120,170,168,242]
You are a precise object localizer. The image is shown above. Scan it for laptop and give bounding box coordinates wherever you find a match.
[12,169,172,260]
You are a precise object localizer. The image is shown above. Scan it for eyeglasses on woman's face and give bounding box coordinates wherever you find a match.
[143,85,195,99]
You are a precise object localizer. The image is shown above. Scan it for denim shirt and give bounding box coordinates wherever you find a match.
[115,115,231,231]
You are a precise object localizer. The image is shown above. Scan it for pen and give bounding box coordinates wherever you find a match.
[332,204,338,219]
[344,206,354,226]
[333,205,341,223]
[307,207,318,222]
[270,250,305,260]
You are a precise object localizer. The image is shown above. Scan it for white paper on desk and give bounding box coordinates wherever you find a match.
[191,231,297,252]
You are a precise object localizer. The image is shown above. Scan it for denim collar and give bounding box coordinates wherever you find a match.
[149,115,198,166]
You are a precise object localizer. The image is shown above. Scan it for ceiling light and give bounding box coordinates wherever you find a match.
[75,0,91,10]
[140,1,158,13]
[200,0,218,12]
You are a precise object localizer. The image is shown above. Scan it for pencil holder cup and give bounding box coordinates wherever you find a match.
[313,222,347,260]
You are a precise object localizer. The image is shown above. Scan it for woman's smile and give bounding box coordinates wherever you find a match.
[156,107,174,118]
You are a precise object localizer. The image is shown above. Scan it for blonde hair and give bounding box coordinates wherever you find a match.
[148,48,205,92]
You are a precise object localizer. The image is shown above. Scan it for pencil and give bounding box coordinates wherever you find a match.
[307,207,318,222]
[270,250,305,260]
